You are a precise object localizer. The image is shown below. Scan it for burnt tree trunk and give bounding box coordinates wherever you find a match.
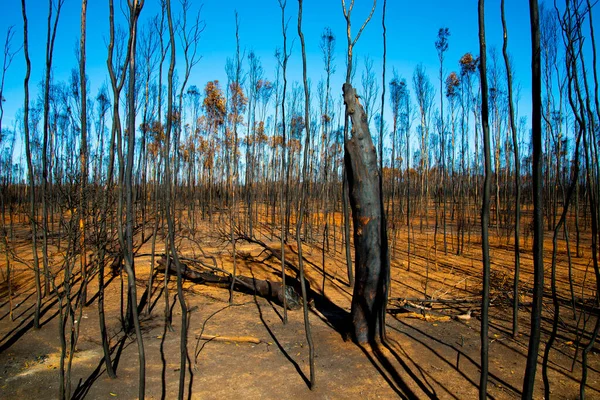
[343,83,390,344]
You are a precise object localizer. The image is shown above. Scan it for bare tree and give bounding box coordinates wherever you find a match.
[20,0,42,331]
[378,0,386,175]
[78,0,88,307]
[228,11,242,304]
[137,18,159,245]
[361,56,379,129]
[522,0,544,397]
[169,1,205,396]
[341,0,389,345]
[277,0,290,321]
[101,0,132,379]
[341,0,376,288]
[0,25,20,322]
[123,0,146,397]
[296,0,315,386]
[412,63,434,234]
[318,26,336,294]
[41,0,65,299]
[500,0,522,338]
[477,0,492,397]
[435,27,450,254]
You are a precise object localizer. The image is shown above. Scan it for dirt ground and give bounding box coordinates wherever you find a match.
[1,210,599,399]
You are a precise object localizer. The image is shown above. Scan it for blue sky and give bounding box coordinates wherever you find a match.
[0,1,591,147]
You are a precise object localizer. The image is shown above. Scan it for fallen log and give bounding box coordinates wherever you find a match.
[195,334,261,344]
[388,306,452,322]
[156,256,305,310]
[391,297,481,305]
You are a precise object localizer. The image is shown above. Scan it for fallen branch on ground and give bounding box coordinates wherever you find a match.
[156,256,305,310]
[388,307,452,322]
[195,334,261,344]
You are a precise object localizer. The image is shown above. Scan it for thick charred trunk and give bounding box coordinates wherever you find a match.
[343,83,390,344]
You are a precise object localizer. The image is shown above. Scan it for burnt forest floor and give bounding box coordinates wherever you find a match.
[0,209,599,399]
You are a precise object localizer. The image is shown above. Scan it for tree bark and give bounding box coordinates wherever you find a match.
[477,0,492,397]
[343,83,389,344]
[523,0,544,397]
[500,0,521,339]
[20,0,42,331]
[297,0,315,386]
[79,0,88,307]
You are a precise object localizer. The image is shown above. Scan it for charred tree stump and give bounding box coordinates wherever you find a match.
[343,83,390,344]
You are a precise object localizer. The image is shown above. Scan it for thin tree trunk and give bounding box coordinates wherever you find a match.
[41,0,63,298]
[125,1,146,397]
[500,0,522,338]
[542,126,581,400]
[522,0,544,397]
[278,0,289,322]
[79,0,88,307]
[477,0,492,396]
[164,1,189,397]
[20,0,42,331]
[296,1,315,386]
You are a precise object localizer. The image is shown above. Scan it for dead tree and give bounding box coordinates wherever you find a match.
[79,0,88,307]
[523,0,544,397]
[20,0,42,331]
[500,0,522,339]
[380,0,388,284]
[101,0,130,379]
[124,0,146,398]
[343,83,389,344]
[340,0,376,289]
[435,27,450,255]
[277,0,290,322]
[228,11,242,305]
[0,25,19,322]
[41,0,65,298]
[297,0,315,387]
[477,0,492,397]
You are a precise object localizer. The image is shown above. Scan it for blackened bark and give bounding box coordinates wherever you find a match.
[20,0,42,331]
[523,0,544,397]
[343,83,389,344]
[478,0,492,397]
[542,128,581,400]
[124,1,146,398]
[277,0,289,322]
[500,0,521,339]
[297,0,315,386]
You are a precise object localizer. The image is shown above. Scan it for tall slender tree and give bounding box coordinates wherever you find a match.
[477,0,492,397]
[296,0,315,387]
[277,0,290,322]
[124,0,146,397]
[41,0,65,298]
[435,27,450,254]
[522,0,544,397]
[500,0,522,338]
[0,25,19,323]
[78,0,88,307]
[20,0,42,331]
